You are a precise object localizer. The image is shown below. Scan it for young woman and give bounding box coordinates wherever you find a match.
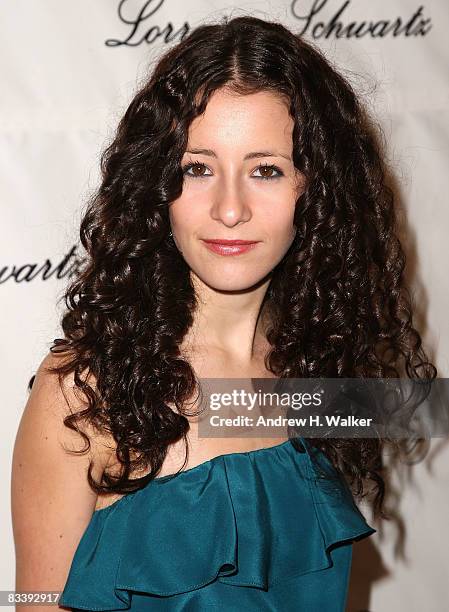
[12,15,436,612]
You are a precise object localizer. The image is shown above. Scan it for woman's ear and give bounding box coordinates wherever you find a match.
[294,170,306,198]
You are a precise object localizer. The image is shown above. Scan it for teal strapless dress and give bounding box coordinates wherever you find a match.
[60,437,376,611]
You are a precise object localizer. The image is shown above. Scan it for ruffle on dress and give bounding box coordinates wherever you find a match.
[59,437,376,611]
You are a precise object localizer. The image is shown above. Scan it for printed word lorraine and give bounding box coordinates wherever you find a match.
[105,0,190,47]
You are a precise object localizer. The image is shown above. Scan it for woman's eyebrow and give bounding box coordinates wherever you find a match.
[185,148,292,161]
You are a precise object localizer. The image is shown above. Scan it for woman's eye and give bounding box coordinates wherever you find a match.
[182,162,211,178]
[253,164,284,180]
[181,162,284,180]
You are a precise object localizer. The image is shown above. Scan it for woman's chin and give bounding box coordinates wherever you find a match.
[192,270,270,293]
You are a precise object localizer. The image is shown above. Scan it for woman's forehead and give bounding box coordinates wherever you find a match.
[186,89,294,149]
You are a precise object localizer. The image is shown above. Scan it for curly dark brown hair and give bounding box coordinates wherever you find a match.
[36,15,436,519]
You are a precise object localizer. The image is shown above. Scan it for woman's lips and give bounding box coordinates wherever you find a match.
[201,239,260,256]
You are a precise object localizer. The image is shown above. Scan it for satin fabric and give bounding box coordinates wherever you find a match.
[60,437,376,611]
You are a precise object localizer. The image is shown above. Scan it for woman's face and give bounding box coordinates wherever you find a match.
[169,87,304,292]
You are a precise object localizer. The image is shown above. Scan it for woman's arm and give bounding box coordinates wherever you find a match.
[11,352,114,611]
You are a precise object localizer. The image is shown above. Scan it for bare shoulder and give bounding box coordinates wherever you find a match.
[21,350,116,465]
[11,350,116,598]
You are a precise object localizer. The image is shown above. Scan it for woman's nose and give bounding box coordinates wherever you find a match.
[209,180,252,228]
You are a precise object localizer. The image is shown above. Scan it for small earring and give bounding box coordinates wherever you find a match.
[169,230,173,237]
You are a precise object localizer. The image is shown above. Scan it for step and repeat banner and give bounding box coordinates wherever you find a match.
[2,1,448,610]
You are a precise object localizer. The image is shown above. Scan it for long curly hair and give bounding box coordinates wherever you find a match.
[40,15,436,518]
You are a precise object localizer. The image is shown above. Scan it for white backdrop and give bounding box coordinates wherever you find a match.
[2,1,448,610]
